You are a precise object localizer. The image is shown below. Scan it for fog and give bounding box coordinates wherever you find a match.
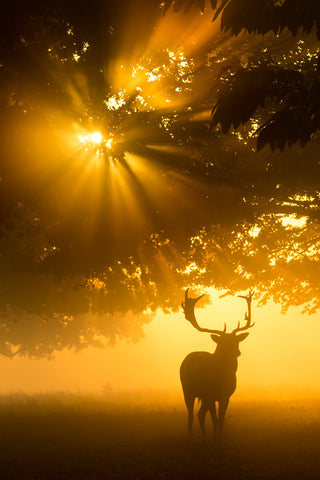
[1,296,319,401]
[0,390,319,480]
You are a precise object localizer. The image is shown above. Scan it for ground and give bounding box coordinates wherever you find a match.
[0,393,319,479]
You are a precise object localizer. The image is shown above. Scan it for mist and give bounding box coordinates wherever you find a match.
[1,298,320,399]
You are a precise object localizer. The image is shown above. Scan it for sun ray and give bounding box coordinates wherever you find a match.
[8,3,234,277]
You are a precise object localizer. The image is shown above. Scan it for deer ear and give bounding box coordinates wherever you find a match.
[237,332,249,342]
[210,334,221,343]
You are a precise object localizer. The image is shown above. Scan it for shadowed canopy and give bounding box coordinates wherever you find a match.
[0,0,319,357]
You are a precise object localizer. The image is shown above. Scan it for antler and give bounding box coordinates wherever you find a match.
[232,290,255,334]
[181,288,226,334]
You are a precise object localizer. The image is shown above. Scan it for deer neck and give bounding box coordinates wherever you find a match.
[212,349,238,373]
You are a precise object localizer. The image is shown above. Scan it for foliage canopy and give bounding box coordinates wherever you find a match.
[163,0,320,150]
[0,0,319,357]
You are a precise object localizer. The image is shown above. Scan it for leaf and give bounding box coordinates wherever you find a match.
[213,0,229,21]
[162,1,174,14]
[210,0,219,10]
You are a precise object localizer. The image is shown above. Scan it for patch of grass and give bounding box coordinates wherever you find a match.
[0,394,319,479]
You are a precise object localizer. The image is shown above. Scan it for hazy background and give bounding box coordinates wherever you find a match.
[2,292,319,400]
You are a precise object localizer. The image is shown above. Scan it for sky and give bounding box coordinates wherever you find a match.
[1,290,319,399]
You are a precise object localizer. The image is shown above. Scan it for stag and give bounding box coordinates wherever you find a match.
[180,289,254,446]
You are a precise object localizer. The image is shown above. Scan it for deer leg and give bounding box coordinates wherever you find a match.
[198,401,209,444]
[184,394,195,437]
[208,402,218,444]
[218,397,229,447]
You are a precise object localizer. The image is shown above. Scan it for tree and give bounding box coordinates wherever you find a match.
[163,0,320,151]
[0,1,319,357]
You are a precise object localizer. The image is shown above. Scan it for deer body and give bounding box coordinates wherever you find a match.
[180,350,237,405]
[180,289,253,445]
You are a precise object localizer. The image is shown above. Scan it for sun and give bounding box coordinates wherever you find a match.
[78,132,103,144]
[77,131,114,157]
[90,132,103,144]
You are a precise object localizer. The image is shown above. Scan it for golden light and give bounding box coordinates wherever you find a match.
[78,134,89,143]
[90,132,103,144]
[61,7,224,244]
[105,138,113,149]
[77,131,114,153]
[66,7,223,185]
[78,132,103,144]
[3,7,320,410]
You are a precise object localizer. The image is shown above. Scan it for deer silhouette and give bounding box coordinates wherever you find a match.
[180,289,254,446]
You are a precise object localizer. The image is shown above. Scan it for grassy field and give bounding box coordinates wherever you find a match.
[0,393,319,479]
